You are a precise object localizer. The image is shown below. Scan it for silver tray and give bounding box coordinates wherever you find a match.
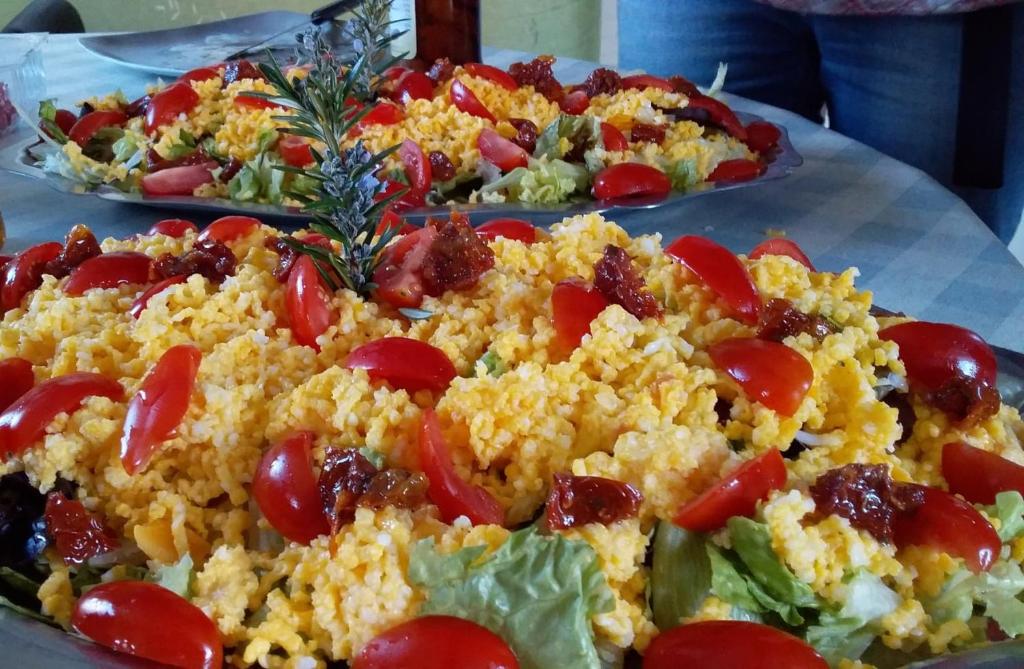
[0,112,802,226]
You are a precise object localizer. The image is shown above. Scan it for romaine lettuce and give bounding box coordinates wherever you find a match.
[478,159,589,204]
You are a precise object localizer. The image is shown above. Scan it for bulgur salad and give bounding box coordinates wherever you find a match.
[1,211,1023,669]
[29,57,778,210]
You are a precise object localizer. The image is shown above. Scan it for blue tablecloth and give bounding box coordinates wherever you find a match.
[1,34,1022,351]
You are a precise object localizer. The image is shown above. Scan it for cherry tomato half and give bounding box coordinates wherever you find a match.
[592,163,671,200]
[399,139,432,193]
[356,102,404,131]
[68,110,128,147]
[708,158,765,184]
[372,226,438,308]
[197,215,261,244]
[286,255,335,350]
[749,238,815,271]
[551,278,610,350]
[355,615,519,669]
[745,120,782,153]
[620,74,675,92]
[709,338,812,416]
[234,94,283,110]
[120,344,201,475]
[0,358,34,413]
[73,581,223,669]
[878,321,997,392]
[253,431,329,544]
[419,409,504,525]
[144,82,200,135]
[375,209,419,237]
[344,337,456,393]
[893,484,1000,573]
[450,79,496,122]
[664,235,762,325]
[178,64,223,84]
[0,372,124,458]
[63,252,152,296]
[1,241,62,313]
[393,70,435,103]
[464,63,518,91]
[477,128,529,172]
[147,218,198,238]
[560,90,590,115]
[684,94,748,141]
[40,108,77,139]
[141,162,217,196]
[673,448,786,532]
[644,621,828,669]
[942,441,1024,505]
[600,122,629,152]
[129,275,187,319]
[278,134,315,167]
[475,218,537,243]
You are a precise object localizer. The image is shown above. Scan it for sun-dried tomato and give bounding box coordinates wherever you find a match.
[574,68,622,98]
[593,245,662,320]
[359,469,429,511]
[545,473,642,530]
[714,398,732,425]
[421,213,495,296]
[43,225,102,279]
[125,94,151,119]
[146,146,211,174]
[809,464,924,544]
[264,237,298,283]
[44,492,119,566]
[507,118,538,155]
[222,60,265,86]
[508,55,563,102]
[428,150,457,182]
[668,75,700,97]
[629,122,666,144]
[426,57,455,83]
[883,392,916,445]
[318,448,378,532]
[757,298,835,342]
[219,157,244,183]
[152,239,236,283]
[925,375,1001,428]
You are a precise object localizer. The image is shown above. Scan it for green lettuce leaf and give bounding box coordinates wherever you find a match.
[409,526,615,669]
[112,135,140,163]
[37,99,69,144]
[805,571,899,665]
[151,553,194,599]
[650,522,712,629]
[987,491,1024,542]
[667,158,699,190]
[229,156,286,204]
[926,560,1024,637]
[707,544,762,613]
[257,128,277,154]
[728,517,817,608]
[534,114,602,160]
[478,159,589,204]
[478,350,507,378]
[359,447,386,469]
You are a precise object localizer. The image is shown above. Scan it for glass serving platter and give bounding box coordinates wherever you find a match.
[0,112,801,226]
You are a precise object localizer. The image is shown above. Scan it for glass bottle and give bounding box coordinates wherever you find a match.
[390,0,481,65]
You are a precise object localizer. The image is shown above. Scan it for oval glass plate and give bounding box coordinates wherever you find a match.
[1,112,801,226]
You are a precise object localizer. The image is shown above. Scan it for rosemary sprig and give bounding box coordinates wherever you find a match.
[345,0,408,101]
[252,6,407,296]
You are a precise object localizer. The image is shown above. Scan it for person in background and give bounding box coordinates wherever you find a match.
[618,0,1023,244]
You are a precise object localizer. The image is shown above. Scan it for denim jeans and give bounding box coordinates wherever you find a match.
[618,0,1023,242]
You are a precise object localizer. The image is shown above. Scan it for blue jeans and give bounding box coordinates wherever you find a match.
[618,0,1024,242]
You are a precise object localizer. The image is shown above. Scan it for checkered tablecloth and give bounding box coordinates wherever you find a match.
[1,34,1022,350]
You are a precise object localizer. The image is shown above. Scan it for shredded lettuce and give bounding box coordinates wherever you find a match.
[987,491,1024,542]
[477,350,507,378]
[728,517,817,608]
[162,129,197,161]
[37,99,68,144]
[667,158,699,190]
[408,526,614,669]
[926,559,1024,638]
[534,114,603,160]
[478,158,589,204]
[358,447,386,469]
[703,62,729,98]
[151,553,194,599]
[805,571,899,665]
[112,135,140,163]
[257,128,277,154]
[229,156,285,203]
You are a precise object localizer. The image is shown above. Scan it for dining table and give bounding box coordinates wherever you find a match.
[1,33,1022,352]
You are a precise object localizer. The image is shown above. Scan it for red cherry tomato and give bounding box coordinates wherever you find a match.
[1,241,62,313]
[0,373,124,458]
[355,615,518,669]
[40,108,77,139]
[233,94,282,110]
[709,158,765,184]
[685,94,748,141]
[620,74,675,92]
[129,275,187,319]
[644,621,828,669]
[464,62,518,91]
[419,409,504,525]
[356,102,404,130]
[120,344,201,475]
[278,134,315,167]
[942,441,1024,505]
[878,321,997,392]
[286,255,335,351]
[197,215,261,244]
[593,163,671,200]
[141,162,217,196]
[144,82,200,134]
[475,218,537,243]
[252,431,329,544]
[673,448,786,532]
[745,120,782,153]
[600,122,629,151]
[73,581,223,669]
[709,338,812,416]
[63,252,152,296]
[551,278,610,350]
[372,226,438,308]
[344,337,456,393]
[749,238,815,271]
[560,90,590,115]
[894,484,1000,573]
[0,358,34,413]
[375,209,419,237]
[477,128,529,172]
[393,70,435,103]
[44,493,118,566]
[399,139,432,193]
[178,64,222,84]
[450,79,496,122]
[665,235,762,325]
[147,218,198,238]
[68,110,128,147]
